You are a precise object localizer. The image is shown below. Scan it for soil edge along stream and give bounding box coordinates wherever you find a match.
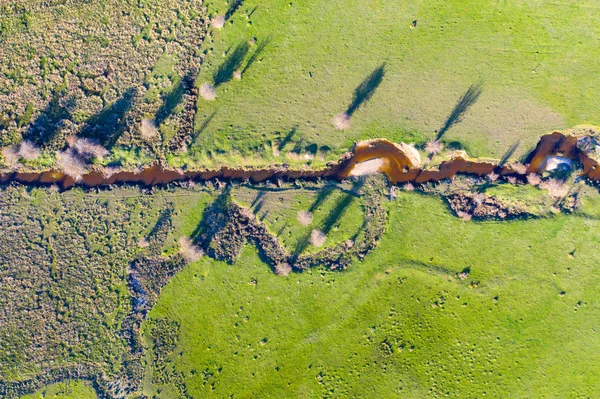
[1,131,599,188]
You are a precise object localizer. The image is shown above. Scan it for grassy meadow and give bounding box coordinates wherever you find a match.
[141,191,600,398]
[188,0,600,168]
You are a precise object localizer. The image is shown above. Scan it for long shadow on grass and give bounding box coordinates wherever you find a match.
[498,140,520,168]
[80,88,136,148]
[292,180,364,260]
[345,63,386,117]
[278,127,297,151]
[241,36,271,75]
[213,42,250,87]
[225,0,244,20]
[154,74,195,127]
[190,111,217,149]
[24,89,73,146]
[436,82,483,141]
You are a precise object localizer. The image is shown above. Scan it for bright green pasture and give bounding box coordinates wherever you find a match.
[187,0,600,167]
[143,191,600,398]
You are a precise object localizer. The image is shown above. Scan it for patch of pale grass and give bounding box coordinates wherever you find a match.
[297,210,313,226]
[178,237,203,263]
[18,141,40,160]
[332,112,350,130]
[310,229,326,247]
[141,118,158,139]
[233,70,242,80]
[200,82,217,100]
[212,15,225,29]
[56,149,87,181]
[137,238,150,248]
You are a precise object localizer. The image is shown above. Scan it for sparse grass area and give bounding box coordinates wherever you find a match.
[142,190,600,398]
[0,184,213,396]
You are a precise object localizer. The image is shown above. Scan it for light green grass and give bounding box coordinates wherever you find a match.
[188,0,600,168]
[143,191,600,398]
[20,380,96,399]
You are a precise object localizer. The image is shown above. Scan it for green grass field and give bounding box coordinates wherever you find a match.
[186,0,600,168]
[141,191,600,398]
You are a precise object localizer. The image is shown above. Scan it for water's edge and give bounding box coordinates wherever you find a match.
[1,132,597,188]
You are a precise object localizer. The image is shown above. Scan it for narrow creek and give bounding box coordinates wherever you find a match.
[1,132,598,188]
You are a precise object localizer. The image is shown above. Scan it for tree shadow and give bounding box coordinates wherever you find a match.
[24,89,72,146]
[278,127,297,151]
[190,187,232,244]
[309,185,336,212]
[251,190,267,209]
[241,36,271,75]
[436,82,483,141]
[498,140,520,168]
[320,193,355,234]
[190,111,217,149]
[225,0,244,20]
[213,42,250,87]
[345,63,385,117]
[80,88,136,148]
[154,74,194,127]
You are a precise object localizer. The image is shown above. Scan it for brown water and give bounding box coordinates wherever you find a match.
[1,132,597,188]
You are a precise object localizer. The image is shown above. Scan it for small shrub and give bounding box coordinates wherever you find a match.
[274,262,292,276]
[487,171,499,182]
[2,145,20,166]
[56,149,87,181]
[526,173,541,186]
[510,162,528,175]
[141,118,158,139]
[18,140,40,160]
[540,178,569,198]
[212,15,226,29]
[310,229,326,247]
[178,237,203,263]
[71,137,109,159]
[200,83,217,100]
[332,112,350,130]
[297,210,313,226]
[425,139,443,155]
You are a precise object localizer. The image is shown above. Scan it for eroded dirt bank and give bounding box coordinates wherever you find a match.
[1,131,598,188]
